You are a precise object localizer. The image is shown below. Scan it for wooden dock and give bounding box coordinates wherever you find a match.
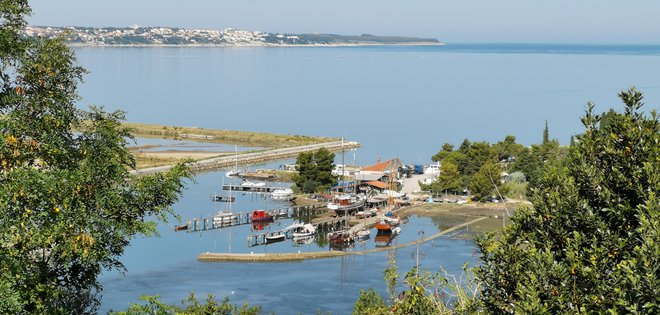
[183,204,326,233]
[247,217,349,247]
[221,184,278,193]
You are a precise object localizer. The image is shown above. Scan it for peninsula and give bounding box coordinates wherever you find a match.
[24,26,443,47]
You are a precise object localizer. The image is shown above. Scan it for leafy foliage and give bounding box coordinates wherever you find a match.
[477,88,659,314]
[292,148,335,193]
[111,293,262,315]
[0,1,190,313]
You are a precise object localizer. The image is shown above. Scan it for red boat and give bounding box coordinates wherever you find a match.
[251,210,273,222]
[375,219,392,232]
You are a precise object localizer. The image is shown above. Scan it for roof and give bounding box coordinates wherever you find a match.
[366,180,389,189]
[362,160,393,172]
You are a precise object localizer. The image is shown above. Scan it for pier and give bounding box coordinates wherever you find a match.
[183,204,327,233]
[198,216,488,262]
[132,140,361,175]
[247,217,349,247]
[221,184,279,193]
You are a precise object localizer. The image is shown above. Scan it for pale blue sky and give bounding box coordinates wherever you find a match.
[28,0,660,44]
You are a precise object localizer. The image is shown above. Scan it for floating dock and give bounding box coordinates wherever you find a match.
[247,217,349,247]
[222,184,278,193]
[183,204,326,233]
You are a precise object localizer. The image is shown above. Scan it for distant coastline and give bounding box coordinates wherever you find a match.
[25,26,443,47]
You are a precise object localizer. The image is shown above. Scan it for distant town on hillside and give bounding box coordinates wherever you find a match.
[24,26,442,46]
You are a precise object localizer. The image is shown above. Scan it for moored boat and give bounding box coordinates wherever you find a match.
[327,194,366,216]
[271,187,294,201]
[265,234,285,244]
[251,209,273,222]
[288,223,317,238]
[213,211,238,226]
[174,224,188,231]
[356,228,371,241]
[327,230,354,244]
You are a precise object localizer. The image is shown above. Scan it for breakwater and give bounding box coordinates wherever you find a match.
[131,140,360,175]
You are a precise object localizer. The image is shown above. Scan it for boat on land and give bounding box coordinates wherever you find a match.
[271,187,295,201]
[251,210,273,222]
[327,194,366,216]
[265,234,285,244]
[288,223,317,238]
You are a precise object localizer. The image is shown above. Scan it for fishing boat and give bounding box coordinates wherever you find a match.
[327,230,354,245]
[327,194,366,216]
[241,179,265,187]
[271,187,294,201]
[251,209,273,222]
[375,218,393,232]
[356,228,371,241]
[265,234,285,244]
[288,223,317,238]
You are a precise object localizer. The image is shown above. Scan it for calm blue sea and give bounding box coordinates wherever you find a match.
[73,44,660,314]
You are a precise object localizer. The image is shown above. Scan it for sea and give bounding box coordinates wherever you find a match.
[71,44,660,314]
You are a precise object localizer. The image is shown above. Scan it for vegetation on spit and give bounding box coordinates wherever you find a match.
[123,122,337,149]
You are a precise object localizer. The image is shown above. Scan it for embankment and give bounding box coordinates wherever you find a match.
[132,140,361,175]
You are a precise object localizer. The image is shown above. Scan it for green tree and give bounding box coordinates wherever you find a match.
[112,293,262,315]
[468,161,503,202]
[435,160,461,194]
[477,88,659,314]
[431,142,454,162]
[543,119,549,144]
[293,148,335,193]
[0,2,190,313]
[492,135,524,162]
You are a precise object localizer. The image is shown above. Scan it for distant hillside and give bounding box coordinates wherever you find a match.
[24,26,442,46]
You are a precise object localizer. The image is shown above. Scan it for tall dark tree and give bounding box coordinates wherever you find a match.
[293,148,336,193]
[0,2,190,313]
[477,88,659,314]
[543,119,549,144]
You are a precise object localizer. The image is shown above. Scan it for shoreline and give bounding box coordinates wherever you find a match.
[68,42,446,48]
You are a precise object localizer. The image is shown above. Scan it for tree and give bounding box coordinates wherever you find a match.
[477,88,659,314]
[468,161,503,202]
[0,2,190,313]
[293,148,335,193]
[112,293,262,315]
[431,142,454,162]
[492,135,524,162]
[436,160,461,194]
[542,120,549,144]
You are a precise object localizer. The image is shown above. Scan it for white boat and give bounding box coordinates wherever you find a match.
[271,187,294,201]
[213,211,237,225]
[327,194,366,216]
[424,162,440,176]
[391,226,402,235]
[289,223,317,238]
[356,229,371,240]
[241,179,265,187]
[225,169,241,178]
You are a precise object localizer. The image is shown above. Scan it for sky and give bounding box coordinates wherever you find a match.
[27,0,660,44]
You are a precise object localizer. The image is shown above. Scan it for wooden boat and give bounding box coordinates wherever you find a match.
[288,223,317,238]
[327,194,366,216]
[375,219,393,232]
[356,229,371,241]
[251,209,273,222]
[174,224,188,231]
[265,234,285,244]
[327,230,354,244]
